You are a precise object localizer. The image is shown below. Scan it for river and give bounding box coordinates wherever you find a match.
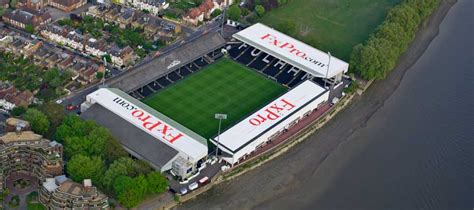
[179,0,474,209]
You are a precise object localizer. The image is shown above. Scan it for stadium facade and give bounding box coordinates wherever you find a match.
[80,23,350,176]
[81,88,208,178]
[210,80,329,165]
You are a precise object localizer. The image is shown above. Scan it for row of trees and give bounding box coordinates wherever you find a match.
[17,107,169,208]
[349,0,441,80]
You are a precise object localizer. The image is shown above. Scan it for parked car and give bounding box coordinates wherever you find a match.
[66,104,78,110]
[188,182,198,191]
[198,176,210,186]
[179,187,188,195]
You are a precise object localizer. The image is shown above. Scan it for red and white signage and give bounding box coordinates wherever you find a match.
[215,80,326,152]
[233,23,348,78]
[86,88,208,161]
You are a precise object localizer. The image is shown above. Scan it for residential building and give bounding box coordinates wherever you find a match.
[0,122,63,194]
[85,38,106,58]
[107,45,134,67]
[127,0,169,15]
[39,177,109,209]
[16,0,46,10]
[48,0,87,12]
[0,0,9,8]
[2,8,51,30]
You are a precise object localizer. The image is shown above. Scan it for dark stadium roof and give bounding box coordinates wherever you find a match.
[106,32,226,92]
[81,104,178,170]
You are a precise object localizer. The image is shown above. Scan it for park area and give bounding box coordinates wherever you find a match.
[142,58,287,139]
[259,0,401,61]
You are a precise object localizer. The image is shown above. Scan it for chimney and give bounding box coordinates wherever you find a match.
[83,179,92,192]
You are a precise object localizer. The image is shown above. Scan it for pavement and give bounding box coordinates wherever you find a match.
[3,172,38,209]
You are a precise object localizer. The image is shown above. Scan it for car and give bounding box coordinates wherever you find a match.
[66,104,78,110]
[179,187,188,195]
[55,99,63,104]
[198,176,210,185]
[188,182,198,191]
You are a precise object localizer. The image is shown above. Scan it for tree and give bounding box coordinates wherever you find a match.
[113,176,144,208]
[63,127,107,159]
[23,108,49,135]
[96,72,104,80]
[25,24,34,34]
[39,102,66,131]
[102,54,112,63]
[255,5,265,17]
[228,5,242,21]
[102,157,136,191]
[278,0,288,6]
[67,155,105,183]
[55,115,96,142]
[210,9,222,18]
[146,172,168,194]
[11,106,26,117]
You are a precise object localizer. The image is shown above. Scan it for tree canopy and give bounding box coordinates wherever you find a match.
[349,0,441,80]
[23,108,50,135]
[67,155,105,184]
[228,5,242,21]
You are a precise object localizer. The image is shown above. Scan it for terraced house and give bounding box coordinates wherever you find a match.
[2,8,51,30]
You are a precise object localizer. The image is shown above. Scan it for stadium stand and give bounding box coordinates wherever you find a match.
[225,43,321,88]
[194,58,210,68]
[157,77,172,87]
[106,32,226,92]
[148,81,162,91]
[167,71,182,82]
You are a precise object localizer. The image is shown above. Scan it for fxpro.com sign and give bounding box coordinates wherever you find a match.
[86,88,207,160]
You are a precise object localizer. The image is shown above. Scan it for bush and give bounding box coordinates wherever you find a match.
[211,9,222,18]
[11,106,26,117]
[228,5,242,21]
[255,5,265,17]
[349,0,441,80]
[23,108,50,135]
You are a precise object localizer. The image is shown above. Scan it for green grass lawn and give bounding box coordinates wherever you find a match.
[143,58,287,139]
[27,203,46,210]
[259,0,401,61]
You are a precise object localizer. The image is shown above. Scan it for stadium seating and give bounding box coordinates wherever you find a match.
[157,77,172,87]
[187,63,200,72]
[167,71,182,82]
[147,81,162,91]
[178,67,192,77]
[276,66,299,85]
[236,47,259,64]
[194,58,209,68]
[249,53,274,71]
[137,86,154,97]
[288,71,309,88]
[262,59,287,77]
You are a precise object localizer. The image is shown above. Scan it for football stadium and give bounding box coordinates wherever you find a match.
[81,23,349,180]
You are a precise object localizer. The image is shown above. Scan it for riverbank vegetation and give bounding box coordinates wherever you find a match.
[349,0,441,80]
[258,0,401,60]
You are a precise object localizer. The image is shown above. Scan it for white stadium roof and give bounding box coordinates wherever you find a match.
[86,88,208,162]
[212,80,327,153]
[233,23,349,78]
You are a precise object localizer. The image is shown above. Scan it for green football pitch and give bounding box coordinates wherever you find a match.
[142,58,287,139]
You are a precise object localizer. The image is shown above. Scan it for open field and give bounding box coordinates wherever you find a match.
[143,58,287,139]
[259,0,401,60]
